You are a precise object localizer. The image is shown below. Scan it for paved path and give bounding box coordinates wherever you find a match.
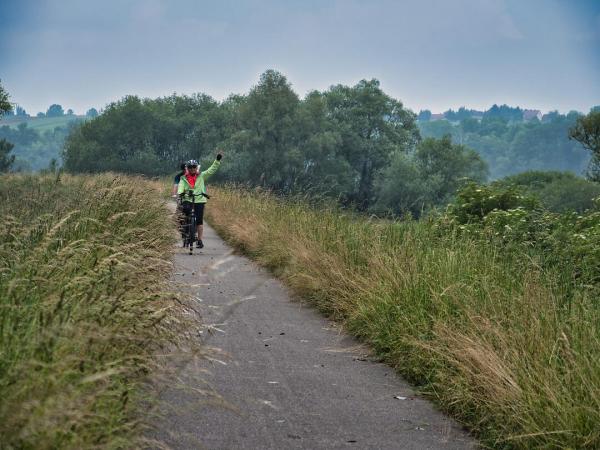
[155,222,476,449]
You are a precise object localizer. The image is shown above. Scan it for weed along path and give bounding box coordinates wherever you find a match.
[157,221,477,449]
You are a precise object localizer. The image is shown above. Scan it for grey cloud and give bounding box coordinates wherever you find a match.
[1,0,598,114]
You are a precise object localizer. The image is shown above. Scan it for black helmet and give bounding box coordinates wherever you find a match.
[186,159,199,168]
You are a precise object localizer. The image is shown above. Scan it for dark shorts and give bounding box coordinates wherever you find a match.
[182,201,205,225]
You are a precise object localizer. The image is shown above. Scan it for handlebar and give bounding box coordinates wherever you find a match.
[180,190,211,200]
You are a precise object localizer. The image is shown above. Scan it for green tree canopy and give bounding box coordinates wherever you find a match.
[417,110,431,121]
[373,135,488,216]
[323,79,419,209]
[86,108,99,118]
[0,139,15,172]
[46,104,64,117]
[0,81,15,172]
[569,110,600,181]
[229,70,301,192]
[0,80,12,115]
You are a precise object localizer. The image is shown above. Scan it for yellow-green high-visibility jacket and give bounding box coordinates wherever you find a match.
[177,160,221,203]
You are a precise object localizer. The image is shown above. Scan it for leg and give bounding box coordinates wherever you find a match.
[195,203,206,248]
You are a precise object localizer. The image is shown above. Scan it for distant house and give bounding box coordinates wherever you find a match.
[523,109,542,121]
[430,113,445,121]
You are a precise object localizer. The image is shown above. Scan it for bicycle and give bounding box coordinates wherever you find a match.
[179,190,210,255]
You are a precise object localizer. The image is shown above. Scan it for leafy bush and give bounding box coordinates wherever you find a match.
[496,171,600,213]
[446,181,539,224]
[445,182,600,287]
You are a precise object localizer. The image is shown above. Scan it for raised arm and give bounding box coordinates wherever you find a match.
[201,152,223,179]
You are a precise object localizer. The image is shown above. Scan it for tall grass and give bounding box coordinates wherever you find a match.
[0,173,180,448]
[206,186,600,449]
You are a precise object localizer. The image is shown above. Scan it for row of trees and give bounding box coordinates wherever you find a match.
[419,112,591,179]
[3,104,99,118]
[4,74,600,216]
[419,104,599,124]
[64,70,487,215]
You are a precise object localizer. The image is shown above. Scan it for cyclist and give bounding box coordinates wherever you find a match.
[172,162,187,197]
[178,152,223,249]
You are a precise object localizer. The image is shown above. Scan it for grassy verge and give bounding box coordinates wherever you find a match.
[0,173,180,448]
[206,186,600,449]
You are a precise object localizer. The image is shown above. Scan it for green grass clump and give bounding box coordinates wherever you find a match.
[206,185,600,450]
[0,173,178,449]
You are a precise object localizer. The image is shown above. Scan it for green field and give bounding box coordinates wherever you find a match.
[0,115,86,132]
[0,174,183,448]
[207,185,600,450]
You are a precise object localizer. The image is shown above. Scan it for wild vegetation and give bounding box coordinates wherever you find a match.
[2,74,599,448]
[206,183,600,449]
[0,173,181,448]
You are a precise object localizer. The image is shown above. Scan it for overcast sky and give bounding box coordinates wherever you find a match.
[1,0,598,115]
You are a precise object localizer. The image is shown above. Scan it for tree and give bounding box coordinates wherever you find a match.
[292,90,353,196]
[414,135,488,204]
[36,112,45,118]
[15,106,28,116]
[569,110,600,181]
[66,108,74,115]
[324,79,419,209]
[86,108,99,118]
[372,136,488,216]
[542,110,563,123]
[455,107,477,121]
[444,108,478,121]
[461,117,480,134]
[484,104,523,122]
[0,81,15,171]
[417,110,431,121]
[64,93,225,175]
[231,70,301,192]
[46,104,64,117]
[372,152,429,217]
[0,139,15,172]
[0,80,12,115]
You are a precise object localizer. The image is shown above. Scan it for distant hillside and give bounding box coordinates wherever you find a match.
[0,114,86,132]
[0,115,88,171]
[418,114,590,179]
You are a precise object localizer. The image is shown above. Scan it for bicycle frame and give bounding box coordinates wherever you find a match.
[179,190,206,255]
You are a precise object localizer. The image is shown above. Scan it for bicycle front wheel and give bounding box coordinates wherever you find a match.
[189,214,197,253]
